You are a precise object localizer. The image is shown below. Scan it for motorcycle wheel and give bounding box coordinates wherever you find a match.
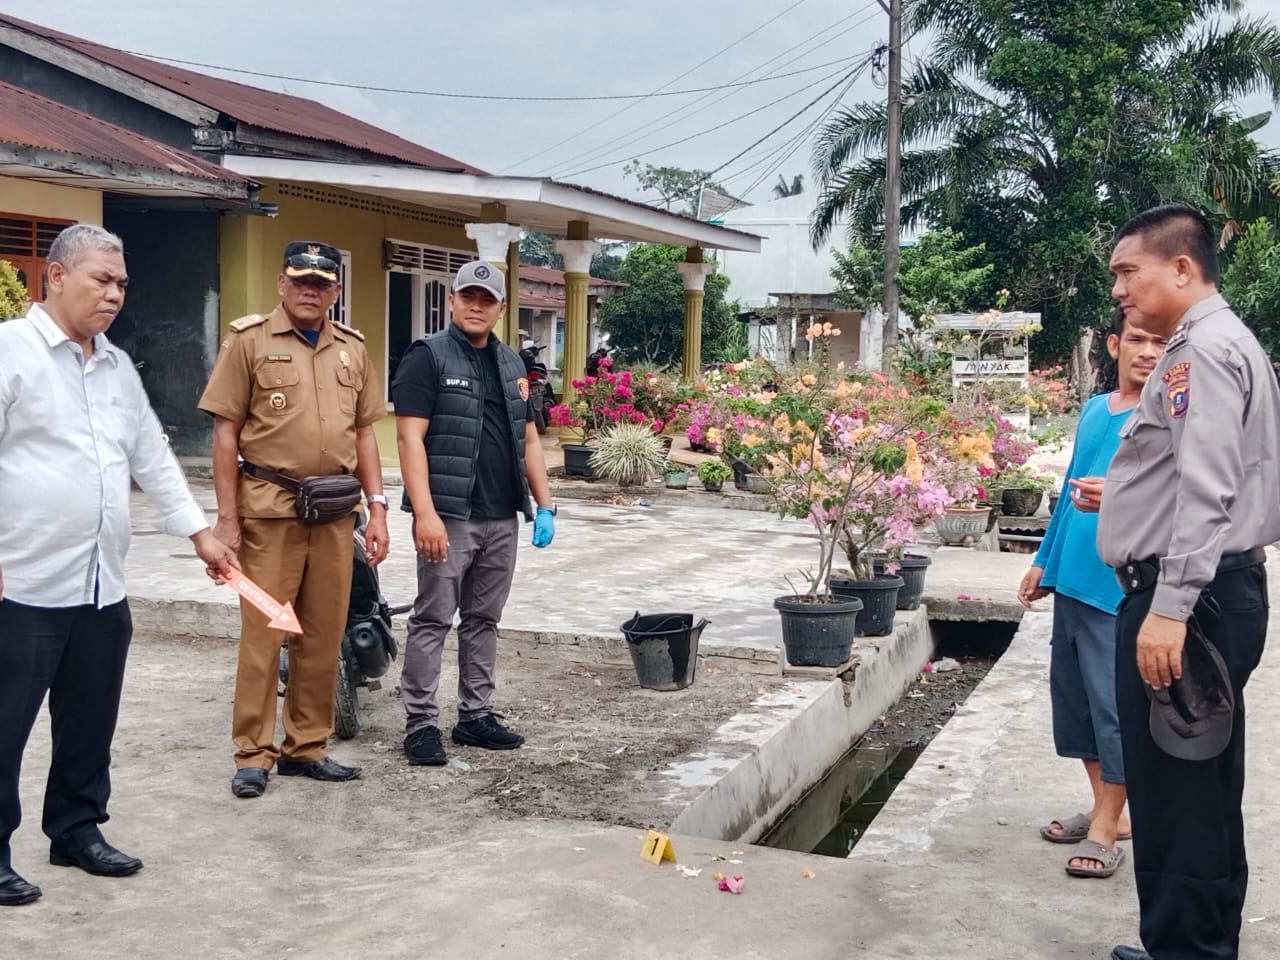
[333,645,360,740]
[532,402,547,434]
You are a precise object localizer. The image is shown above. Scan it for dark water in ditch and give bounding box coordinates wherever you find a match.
[758,619,1017,858]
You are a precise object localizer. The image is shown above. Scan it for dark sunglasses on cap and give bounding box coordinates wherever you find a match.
[285,253,338,272]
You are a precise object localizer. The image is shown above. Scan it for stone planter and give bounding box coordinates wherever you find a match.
[1001,488,1044,517]
[936,506,990,546]
[664,470,690,490]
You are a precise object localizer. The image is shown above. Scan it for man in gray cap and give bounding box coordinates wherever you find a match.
[391,261,556,766]
[1084,205,1280,960]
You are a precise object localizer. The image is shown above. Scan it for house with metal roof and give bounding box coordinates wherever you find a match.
[0,13,758,456]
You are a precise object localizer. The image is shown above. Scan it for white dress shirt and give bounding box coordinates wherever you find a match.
[0,304,208,608]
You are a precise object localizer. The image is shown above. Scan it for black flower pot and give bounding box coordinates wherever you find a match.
[774,594,863,667]
[732,458,750,490]
[1001,487,1043,517]
[872,554,933,611]
[562,443,596,479]
[702,480,724,493]
[828,574,904,636]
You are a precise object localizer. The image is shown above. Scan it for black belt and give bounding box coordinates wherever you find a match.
[1116,547,1267,596]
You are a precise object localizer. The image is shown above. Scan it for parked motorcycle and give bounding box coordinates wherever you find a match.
[279,513,409,739]
[519,339,557,434]
[586,345,611,378]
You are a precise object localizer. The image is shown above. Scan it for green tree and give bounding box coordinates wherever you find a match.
[597,245,740,368]
[623,162,724,215]
[833,229,995,319]
[520,232,563,269]
[811,0,1280,357]
[0,259,27,320]
[1222,217,1280,357]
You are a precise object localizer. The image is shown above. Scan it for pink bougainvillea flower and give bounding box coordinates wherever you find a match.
[717,874,745,894]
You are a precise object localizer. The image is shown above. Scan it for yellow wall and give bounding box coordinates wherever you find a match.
[0,178,101,222]
[219,180,478,467]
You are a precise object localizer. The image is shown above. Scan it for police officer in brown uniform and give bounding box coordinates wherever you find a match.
[199,241,390,799]
[1087,207,1280,960]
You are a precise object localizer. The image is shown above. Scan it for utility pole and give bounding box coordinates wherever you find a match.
[880,0,903,373]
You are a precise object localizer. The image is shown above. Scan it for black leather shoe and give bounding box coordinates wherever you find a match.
[276,756,362,781]
[0,868,41,906]
[1111,946,1153,960]
[232,767,269,798]
[49,840,142,877]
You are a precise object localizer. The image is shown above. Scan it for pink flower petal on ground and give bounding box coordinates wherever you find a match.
[718,875,746,894]
[956,593,972,600]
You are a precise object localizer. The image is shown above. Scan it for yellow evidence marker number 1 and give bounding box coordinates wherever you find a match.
[641,830,677,865]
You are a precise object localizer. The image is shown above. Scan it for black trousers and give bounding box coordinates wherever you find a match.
[0,598,132,870]
[1116,563,1268,960]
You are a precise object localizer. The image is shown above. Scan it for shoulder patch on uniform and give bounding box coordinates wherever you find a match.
[228,314,266,332]
[1164,361,1191,419]
[332,321,365,341]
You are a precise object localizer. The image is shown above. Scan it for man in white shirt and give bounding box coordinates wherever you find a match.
[0,224,237,907]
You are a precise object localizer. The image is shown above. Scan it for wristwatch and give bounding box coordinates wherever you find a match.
[367,494,389,508]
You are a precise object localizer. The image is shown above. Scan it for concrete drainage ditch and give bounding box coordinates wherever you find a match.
[657,612,1021,854]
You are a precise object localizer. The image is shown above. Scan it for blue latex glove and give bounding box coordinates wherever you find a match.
[532,508,555,548]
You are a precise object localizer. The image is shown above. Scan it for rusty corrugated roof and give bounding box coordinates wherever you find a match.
[0,13,484,174]
[0,79,249,186]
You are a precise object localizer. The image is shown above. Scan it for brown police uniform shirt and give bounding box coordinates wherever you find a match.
[1098,293,1280,620]
[198,306,385,518]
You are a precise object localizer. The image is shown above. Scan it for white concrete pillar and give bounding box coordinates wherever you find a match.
[464,222,523,263]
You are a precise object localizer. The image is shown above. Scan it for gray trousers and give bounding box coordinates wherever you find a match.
[402,515,519,732]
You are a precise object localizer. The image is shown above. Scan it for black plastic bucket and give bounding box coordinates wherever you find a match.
[621,612,710,691]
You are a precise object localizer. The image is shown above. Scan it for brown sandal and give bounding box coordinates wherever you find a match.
[1065,838,1126,878]
[1040,813,1131,844]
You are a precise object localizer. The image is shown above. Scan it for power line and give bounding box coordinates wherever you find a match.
[114,46,860,103]
[706,56,874,182]
[737,66,866,200]
[498,0,815,171]
[540,1,883,179]
[556,60,862,181]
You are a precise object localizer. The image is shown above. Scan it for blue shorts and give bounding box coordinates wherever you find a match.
[1050,593,1125,784]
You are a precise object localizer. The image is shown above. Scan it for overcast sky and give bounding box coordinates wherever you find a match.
[7,0,1280,207]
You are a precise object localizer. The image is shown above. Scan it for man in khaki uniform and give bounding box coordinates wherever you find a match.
[199,241,389,799]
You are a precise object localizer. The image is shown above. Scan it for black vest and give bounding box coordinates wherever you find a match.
[402,324,532,521]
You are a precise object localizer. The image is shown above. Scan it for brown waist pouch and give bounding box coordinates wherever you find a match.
[240,460,362,525]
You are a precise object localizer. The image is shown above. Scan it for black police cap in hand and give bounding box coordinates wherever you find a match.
[1147,616,1234,761]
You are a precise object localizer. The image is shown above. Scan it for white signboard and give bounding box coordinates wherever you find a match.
[951,358,1029,376]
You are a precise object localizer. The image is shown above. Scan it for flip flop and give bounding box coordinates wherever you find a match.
[1040,813,1132,844]
[1065,838,1127,878]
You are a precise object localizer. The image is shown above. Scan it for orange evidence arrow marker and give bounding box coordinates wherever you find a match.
[220,568,302,633]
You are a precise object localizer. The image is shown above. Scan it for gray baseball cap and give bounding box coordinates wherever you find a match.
[452,260,506,301]
[1147,617,1234,761]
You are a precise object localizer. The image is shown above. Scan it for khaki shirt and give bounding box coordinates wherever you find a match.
[198,306,384,518]
[1098,293,1280,620]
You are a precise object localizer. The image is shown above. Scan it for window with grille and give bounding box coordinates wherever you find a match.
[0,213,74,301]
[327,249,352,327]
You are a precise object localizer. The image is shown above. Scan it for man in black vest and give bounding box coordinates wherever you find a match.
[392,261,556,765]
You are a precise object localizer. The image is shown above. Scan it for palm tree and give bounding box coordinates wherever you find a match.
[772,173,804,198]
[810,1,1280,259]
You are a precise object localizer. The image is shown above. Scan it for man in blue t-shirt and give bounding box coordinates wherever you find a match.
[1018,309,1167,878]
